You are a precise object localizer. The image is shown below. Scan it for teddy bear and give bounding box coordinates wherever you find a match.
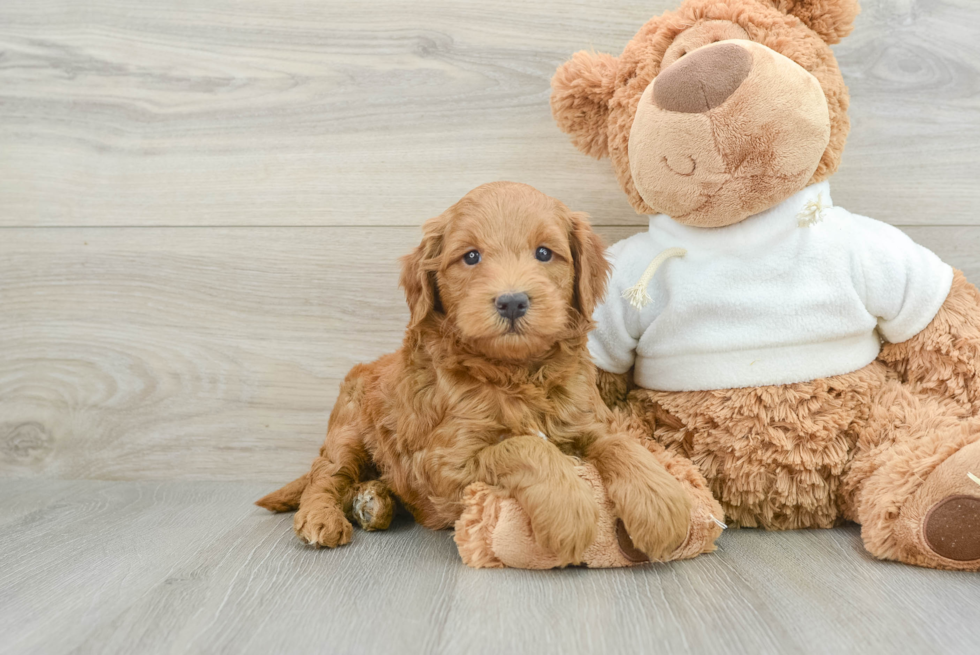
[455,0,980,570]
[548,0,980,571]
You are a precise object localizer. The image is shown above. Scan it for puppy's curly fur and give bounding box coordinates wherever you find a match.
[257,182,691,565]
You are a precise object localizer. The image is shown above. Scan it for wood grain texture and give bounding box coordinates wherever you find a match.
[0,480,977,655]
[3,225,979,482]
[1,0,979,227]
[3,2,980,652]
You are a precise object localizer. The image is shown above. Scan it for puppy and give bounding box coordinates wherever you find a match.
[257,182,691,565]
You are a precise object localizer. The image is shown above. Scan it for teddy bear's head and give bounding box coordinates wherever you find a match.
[551,0,858,227]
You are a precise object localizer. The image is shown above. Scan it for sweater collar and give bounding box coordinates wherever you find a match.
[648,182,833,243]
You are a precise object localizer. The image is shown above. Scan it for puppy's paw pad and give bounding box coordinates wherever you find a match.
[352,491,377,528]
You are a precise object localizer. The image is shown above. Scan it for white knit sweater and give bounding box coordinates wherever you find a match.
[588,182,953,392]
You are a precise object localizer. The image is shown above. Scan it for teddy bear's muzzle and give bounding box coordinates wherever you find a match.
[628,39,831,228]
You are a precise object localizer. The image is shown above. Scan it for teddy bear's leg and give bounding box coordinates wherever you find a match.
[878,270,980,417]
[455,465,628,569]
[841,379,980,570]
[596,368,636,411]
[453,460,723,569]
[453,401,724,569]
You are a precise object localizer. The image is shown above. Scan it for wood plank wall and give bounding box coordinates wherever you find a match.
[2,0,979,481]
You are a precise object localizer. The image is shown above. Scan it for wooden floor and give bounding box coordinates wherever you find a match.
[2,479,978,655]
[2,1,979,653]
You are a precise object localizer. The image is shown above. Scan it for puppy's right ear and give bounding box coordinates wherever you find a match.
[551,51,619,159]
[400,213,446,329]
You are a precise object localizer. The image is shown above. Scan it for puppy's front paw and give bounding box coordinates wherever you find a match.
[294,503,353,548]
[526,478,600,566]
[618,474,692,561]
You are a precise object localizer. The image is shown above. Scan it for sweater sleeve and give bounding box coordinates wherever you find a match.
[587,238,640,374]
[851,213,954,344]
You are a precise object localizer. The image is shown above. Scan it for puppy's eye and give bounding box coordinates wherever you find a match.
[535,246,553,262]
[462,250,481,266]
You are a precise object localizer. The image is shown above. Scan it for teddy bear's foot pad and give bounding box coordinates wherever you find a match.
[615,519,650,564]
[924,495,980,561]
[894,439,980,569]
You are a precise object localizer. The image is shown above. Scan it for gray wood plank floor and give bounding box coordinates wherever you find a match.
[1,480,977,655]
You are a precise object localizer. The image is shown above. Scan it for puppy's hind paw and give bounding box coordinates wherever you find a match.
[351,481,395,532]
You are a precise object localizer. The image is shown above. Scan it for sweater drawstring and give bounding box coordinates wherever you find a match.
[797,192,828,227]
[622,247,687,310]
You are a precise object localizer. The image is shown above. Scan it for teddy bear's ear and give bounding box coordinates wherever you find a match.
[768,0,861,44]
[551,51,620,159]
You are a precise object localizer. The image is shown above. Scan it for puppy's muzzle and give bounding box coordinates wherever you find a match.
[495,293,529,321]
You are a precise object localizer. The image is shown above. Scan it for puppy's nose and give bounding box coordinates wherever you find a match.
[495,293,529,321]
[654,42,752,113]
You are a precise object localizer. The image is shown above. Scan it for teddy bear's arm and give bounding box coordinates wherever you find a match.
[850,214,953,345]
[879,270,980,414]
[588,239,644,377]
[596,367,635,409]
[849,216,980,409]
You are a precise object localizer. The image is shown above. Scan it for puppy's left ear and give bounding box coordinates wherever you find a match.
[400,213,446,329]
[568,211,610,319]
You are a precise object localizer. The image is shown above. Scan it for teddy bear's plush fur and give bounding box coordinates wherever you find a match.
[551,0,980,570]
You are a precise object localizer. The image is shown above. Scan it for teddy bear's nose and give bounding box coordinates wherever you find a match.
[653,42,753,113]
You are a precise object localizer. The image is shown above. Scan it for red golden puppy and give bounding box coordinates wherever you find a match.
[257,182,691,565]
